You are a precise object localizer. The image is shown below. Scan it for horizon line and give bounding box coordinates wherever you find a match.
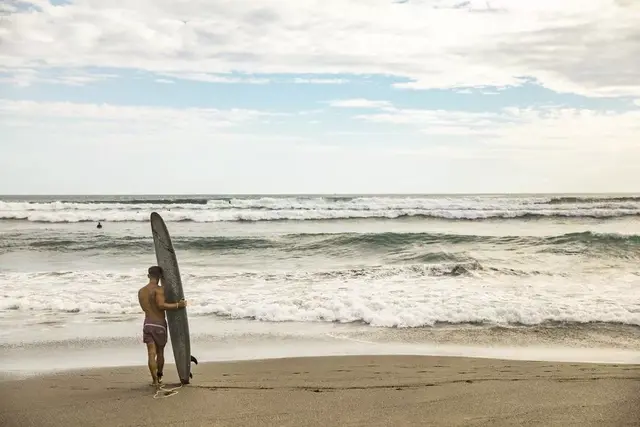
[1,192,639,197]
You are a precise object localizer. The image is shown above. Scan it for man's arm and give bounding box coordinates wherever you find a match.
[155,288,187,310]
[137,289,146,312]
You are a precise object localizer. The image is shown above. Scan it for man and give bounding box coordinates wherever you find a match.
[138,266,187,387]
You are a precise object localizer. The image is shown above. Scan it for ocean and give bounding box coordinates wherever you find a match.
[1,194,639,374]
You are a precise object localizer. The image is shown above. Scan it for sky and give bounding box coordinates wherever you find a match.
[1,0,639,195]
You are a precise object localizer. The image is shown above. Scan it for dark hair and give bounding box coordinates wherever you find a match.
[148,266,163,279]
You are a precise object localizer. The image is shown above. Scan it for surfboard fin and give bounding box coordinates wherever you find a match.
[188,355,198,380]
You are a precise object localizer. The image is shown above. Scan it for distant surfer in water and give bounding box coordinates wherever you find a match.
[137,266,187,387]
[96,221,102,229]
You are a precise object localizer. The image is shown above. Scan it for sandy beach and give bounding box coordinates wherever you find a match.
[1,355,639,427]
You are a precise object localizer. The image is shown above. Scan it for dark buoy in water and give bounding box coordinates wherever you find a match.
[97,221,102,229]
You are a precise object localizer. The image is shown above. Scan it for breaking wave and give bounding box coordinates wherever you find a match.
[2,267,639,328]
[3,193,640,223]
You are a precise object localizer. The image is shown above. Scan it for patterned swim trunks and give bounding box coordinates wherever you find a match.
[143,318,168,347]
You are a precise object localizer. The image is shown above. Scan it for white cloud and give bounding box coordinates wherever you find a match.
[293,78,348,84]
[160,72,270,84]
[154,78,174,84]
[0,99,268,120]
[0,99,281,142]
[1,0,638,97]
[355,102,640,151]
[1,98,639,193]
[328,98,394,109]
[0,67,118,87]
[4,98,635,158]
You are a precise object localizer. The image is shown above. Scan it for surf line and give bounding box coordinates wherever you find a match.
[153,383,183,399]
[324,332,379,345]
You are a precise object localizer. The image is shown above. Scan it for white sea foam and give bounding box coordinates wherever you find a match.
[2,269,638,327]
[2,195,640,222]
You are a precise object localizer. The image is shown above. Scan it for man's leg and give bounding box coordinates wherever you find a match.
[146,342,159,386]
[156,344,165,383]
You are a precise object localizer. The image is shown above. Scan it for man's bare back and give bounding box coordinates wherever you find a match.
[138,284,165,323]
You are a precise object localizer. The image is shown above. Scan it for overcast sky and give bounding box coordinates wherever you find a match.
[1,0,639,195]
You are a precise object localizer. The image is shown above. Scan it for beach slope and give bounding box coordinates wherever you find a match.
[1,355,639,427]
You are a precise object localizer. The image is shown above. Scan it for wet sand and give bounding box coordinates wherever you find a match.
[1,355,639,426]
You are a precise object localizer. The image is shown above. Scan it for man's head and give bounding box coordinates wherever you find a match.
[148,266,163,282]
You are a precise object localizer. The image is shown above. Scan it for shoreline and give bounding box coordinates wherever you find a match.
[3,339,639,381]
[3,319,640,379]
[1,354,639,426]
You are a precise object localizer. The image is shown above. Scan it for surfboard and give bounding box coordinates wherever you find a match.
[150,212,194,384]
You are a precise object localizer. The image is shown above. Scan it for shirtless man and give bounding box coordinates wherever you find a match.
[138,266,187,387]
